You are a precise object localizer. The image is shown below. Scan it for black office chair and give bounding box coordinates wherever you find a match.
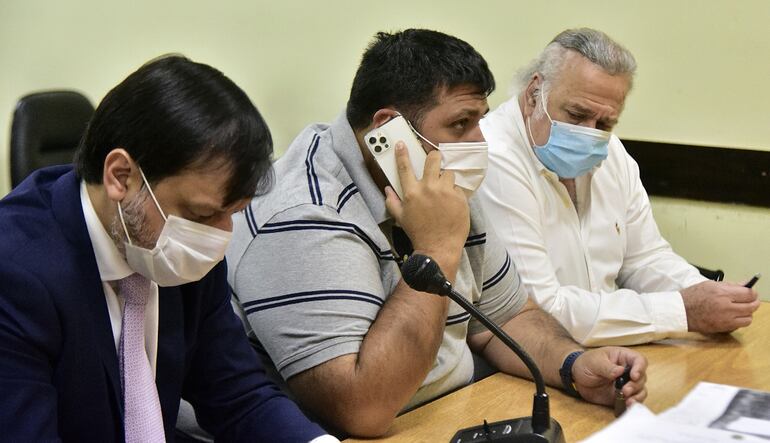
[694,265,725,282]
[10,90,94,188]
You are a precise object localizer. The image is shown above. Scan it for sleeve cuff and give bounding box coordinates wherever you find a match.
[278,338,362,380]
[647,291,688,336]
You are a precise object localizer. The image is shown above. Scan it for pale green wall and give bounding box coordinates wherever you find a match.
[1,0,768,298]
[651,197,769,298]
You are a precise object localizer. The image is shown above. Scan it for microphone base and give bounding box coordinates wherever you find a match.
[449,417,565,443]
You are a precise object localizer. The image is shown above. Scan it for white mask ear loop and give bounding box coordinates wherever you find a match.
[403,118,439,150]
[116,166,167,246]
[117,201,133,246]
[539,86,554,124]
[527,84,554,148]
[526,116,539,148]
[138,168,167,221]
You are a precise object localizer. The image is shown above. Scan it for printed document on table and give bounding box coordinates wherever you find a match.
[580,403,766,443]
[659,381,770,439]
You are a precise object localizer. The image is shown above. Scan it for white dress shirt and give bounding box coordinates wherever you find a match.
[80,181,160,373]
[478,97,706,346]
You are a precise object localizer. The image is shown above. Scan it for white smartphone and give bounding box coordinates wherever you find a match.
[363,115,427,199]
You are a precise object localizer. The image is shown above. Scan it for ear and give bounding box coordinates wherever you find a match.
[371,108,400,129]
[522,74,544,118]
[103,149,140,203]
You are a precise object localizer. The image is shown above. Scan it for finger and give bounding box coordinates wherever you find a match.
[731,299,761,317]
[612,349,647,381]
[622,374,647,397]
[383,186,403,221]
[393,142,418,190]
[605,348,644,380]
[729,287,758,303]
[589,351,625,380]
[422,150,443,181]
[453,184,468,201]
[439,169,456,187]
[731,315,753,329]
[724,300,760,318]
[627,387,648,405]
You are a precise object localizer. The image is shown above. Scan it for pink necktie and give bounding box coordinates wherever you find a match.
[118,273,166,443]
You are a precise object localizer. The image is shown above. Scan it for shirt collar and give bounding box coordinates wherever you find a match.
[328,112,390,224]
[80,181,134,282]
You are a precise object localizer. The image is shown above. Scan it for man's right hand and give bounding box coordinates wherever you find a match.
[681,280,760,333]
[384,142,470,259]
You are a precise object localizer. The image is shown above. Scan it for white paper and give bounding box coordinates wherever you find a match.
[582,382,770,443]
[581,403,766,443]
[659,381,770,437]
[727,417,770,437]
[658,382,740,426]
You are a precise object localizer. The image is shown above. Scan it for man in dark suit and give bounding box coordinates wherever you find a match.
[0,56,335,443]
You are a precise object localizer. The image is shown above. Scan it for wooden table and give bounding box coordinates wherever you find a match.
[345,303,770,442]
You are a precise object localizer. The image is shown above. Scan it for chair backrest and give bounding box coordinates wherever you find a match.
[694,265,725,282]
[10,90,94,188]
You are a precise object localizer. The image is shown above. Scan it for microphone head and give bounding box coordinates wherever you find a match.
[401,254,451,296]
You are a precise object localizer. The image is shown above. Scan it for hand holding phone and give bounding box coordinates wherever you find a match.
[363,115,427,199]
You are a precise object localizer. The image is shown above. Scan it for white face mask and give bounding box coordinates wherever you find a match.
[118,168,232,287]
[406,119,488,197]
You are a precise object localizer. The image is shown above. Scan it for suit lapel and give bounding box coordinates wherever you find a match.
[51,169,124,414]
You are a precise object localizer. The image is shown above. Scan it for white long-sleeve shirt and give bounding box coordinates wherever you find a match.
[478,96,706,346]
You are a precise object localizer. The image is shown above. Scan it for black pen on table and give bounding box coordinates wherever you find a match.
[745,273,761,289]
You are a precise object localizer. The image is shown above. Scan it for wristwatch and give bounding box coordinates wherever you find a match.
[559,350,584,398]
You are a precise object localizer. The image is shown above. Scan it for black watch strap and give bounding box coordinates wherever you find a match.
[559,350,584,398]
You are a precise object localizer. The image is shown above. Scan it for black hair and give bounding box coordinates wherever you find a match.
[346,29,495,130]
[75,54,273,205]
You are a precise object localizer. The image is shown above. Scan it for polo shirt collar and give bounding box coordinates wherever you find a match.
[328,112,390,224]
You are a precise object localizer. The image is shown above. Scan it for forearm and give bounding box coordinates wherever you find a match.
[349,250,461,413]
[473,301,581,387]
[289,250,461,436]
[358,285,448,393]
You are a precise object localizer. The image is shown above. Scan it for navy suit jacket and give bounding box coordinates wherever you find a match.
[0,166,326,442]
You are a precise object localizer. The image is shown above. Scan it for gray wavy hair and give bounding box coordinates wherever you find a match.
[514,28,637,102]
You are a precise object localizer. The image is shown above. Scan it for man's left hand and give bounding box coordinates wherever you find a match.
[572,347,647,407]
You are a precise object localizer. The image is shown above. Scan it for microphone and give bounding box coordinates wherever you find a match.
[401,254,564,443]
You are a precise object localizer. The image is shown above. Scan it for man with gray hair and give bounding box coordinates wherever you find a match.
[477,28,760,346]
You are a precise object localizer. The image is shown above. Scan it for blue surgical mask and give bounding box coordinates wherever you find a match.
[527,89,611,178]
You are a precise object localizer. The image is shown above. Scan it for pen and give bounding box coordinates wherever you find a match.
[745,273,761,289]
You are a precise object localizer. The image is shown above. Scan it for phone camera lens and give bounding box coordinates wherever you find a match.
[374,145,382,153]
[379,137,387,144]
[385,144,389,148]
[368,137,377,144]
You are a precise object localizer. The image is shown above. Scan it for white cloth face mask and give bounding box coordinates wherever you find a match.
[406,120,488,197]
[118,168,232,287]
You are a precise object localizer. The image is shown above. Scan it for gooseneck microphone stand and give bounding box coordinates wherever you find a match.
[401,254,565,443]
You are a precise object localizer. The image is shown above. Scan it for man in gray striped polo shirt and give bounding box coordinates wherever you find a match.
[227,29,648,438]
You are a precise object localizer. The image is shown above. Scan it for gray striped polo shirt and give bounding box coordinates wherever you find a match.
[226,113,527,409]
